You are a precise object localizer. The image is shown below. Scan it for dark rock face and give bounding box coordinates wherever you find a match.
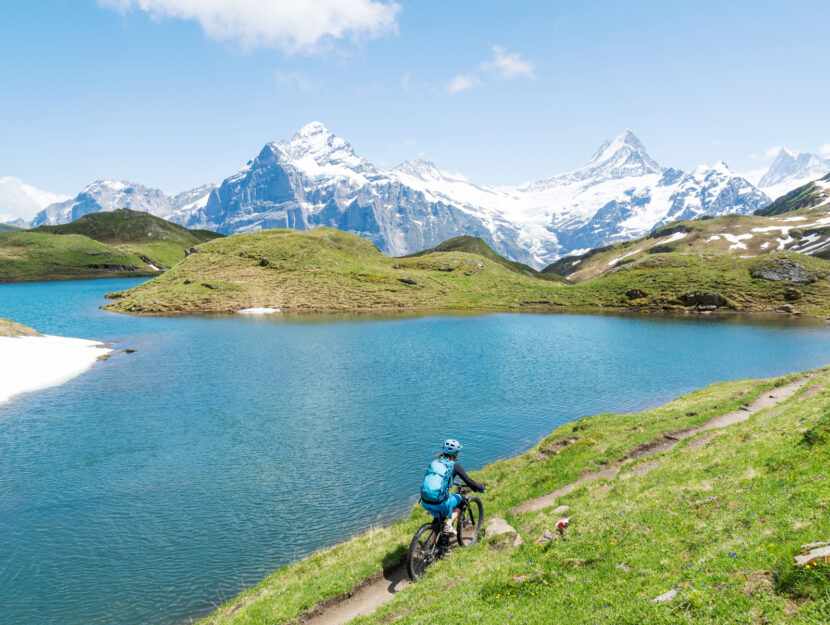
[397,277,418,285]
[750,258,818,285]
[85,264,139,272]
[682,292,726,307]
[784,287,802,301]
[625,288,647,299]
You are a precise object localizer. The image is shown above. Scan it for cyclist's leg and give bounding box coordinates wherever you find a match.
[446,494,463,528]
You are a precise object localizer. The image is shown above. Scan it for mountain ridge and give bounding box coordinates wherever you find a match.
[22,123,829,267]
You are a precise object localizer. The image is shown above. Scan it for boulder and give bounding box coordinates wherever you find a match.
[484,518,523,546]
[750,258,818,284]
[625,288,647,299]
[652,588,679,603]
[682,292,726,308]
[778,304,795,313]
[398,277,418,285]
[795,545,830,566]
[437,265,455,272]
[552,505,570,515]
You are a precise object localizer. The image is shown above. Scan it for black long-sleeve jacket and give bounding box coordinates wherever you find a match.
[452,462,484,492]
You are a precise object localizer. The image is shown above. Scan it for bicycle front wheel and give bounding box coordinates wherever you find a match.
[407,522,439,581]
[457,496,484,546]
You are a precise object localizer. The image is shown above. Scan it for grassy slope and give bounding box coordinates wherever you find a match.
[757,173,830,217]
[198,368,830,625]
[0,318,40,337]
[545,205,830,283]
[404,235,567,282]
[103,228,567,314]
[33,208,223,267]
[0,223,24,233]
[103,227,830,316]
[0,231,158,282]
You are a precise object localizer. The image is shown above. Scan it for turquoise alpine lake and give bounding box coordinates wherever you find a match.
[2,278,830,625]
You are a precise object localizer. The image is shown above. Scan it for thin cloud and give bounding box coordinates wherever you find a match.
[99,0,401,53]
[447,45,534,93]
[448,74,477,93]
[480,45,534,80]
[275,70,321,91]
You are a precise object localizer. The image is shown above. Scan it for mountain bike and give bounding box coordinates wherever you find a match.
[406,480,484,581]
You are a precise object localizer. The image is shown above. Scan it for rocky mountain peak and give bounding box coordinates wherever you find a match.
[271,122,373,183]
[581,130,662,179]
[759,147,830,189]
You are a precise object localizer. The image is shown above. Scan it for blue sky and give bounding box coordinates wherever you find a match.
[2,0,829,195]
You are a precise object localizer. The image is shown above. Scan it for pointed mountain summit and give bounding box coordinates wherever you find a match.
[581,129,663,179]
[269,121,375,186]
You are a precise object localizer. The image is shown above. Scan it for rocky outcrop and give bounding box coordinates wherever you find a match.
[484,518,522,547]
[750,257,818,284]
[681,291,726,308]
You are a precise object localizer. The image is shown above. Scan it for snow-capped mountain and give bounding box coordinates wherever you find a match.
[755,148,830,200]
[0,177,69,224]
[181,124,769,266]
[28,123,773,266]
[30,180,214,227]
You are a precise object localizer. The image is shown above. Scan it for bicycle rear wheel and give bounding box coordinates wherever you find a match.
[457,496,483,546]
[407,522,439,581]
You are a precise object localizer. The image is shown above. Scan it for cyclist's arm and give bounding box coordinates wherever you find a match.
[453,463,484,491]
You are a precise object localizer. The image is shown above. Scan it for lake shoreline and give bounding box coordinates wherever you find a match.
[194,366,829,625]
[98,302,830,324]
[0,319,111,404]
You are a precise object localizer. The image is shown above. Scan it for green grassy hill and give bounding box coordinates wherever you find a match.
[197,367,830,625]
[545,202,830,283]
[33,208,223,268]
[103,228,565,314]
[0,209,224,283]
[756,173,830,217]
[0,223,25,233]
[0,231,161,282]
[103,227,830,316]
[404,235,567,282]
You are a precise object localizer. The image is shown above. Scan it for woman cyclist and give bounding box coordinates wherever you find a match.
[420,439,485,535]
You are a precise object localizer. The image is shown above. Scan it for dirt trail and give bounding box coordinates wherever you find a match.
[290,373,820,625]
[510,373,817,515]
[299,564,409,625]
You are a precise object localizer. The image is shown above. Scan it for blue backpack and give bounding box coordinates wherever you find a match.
[420,457,455,504]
